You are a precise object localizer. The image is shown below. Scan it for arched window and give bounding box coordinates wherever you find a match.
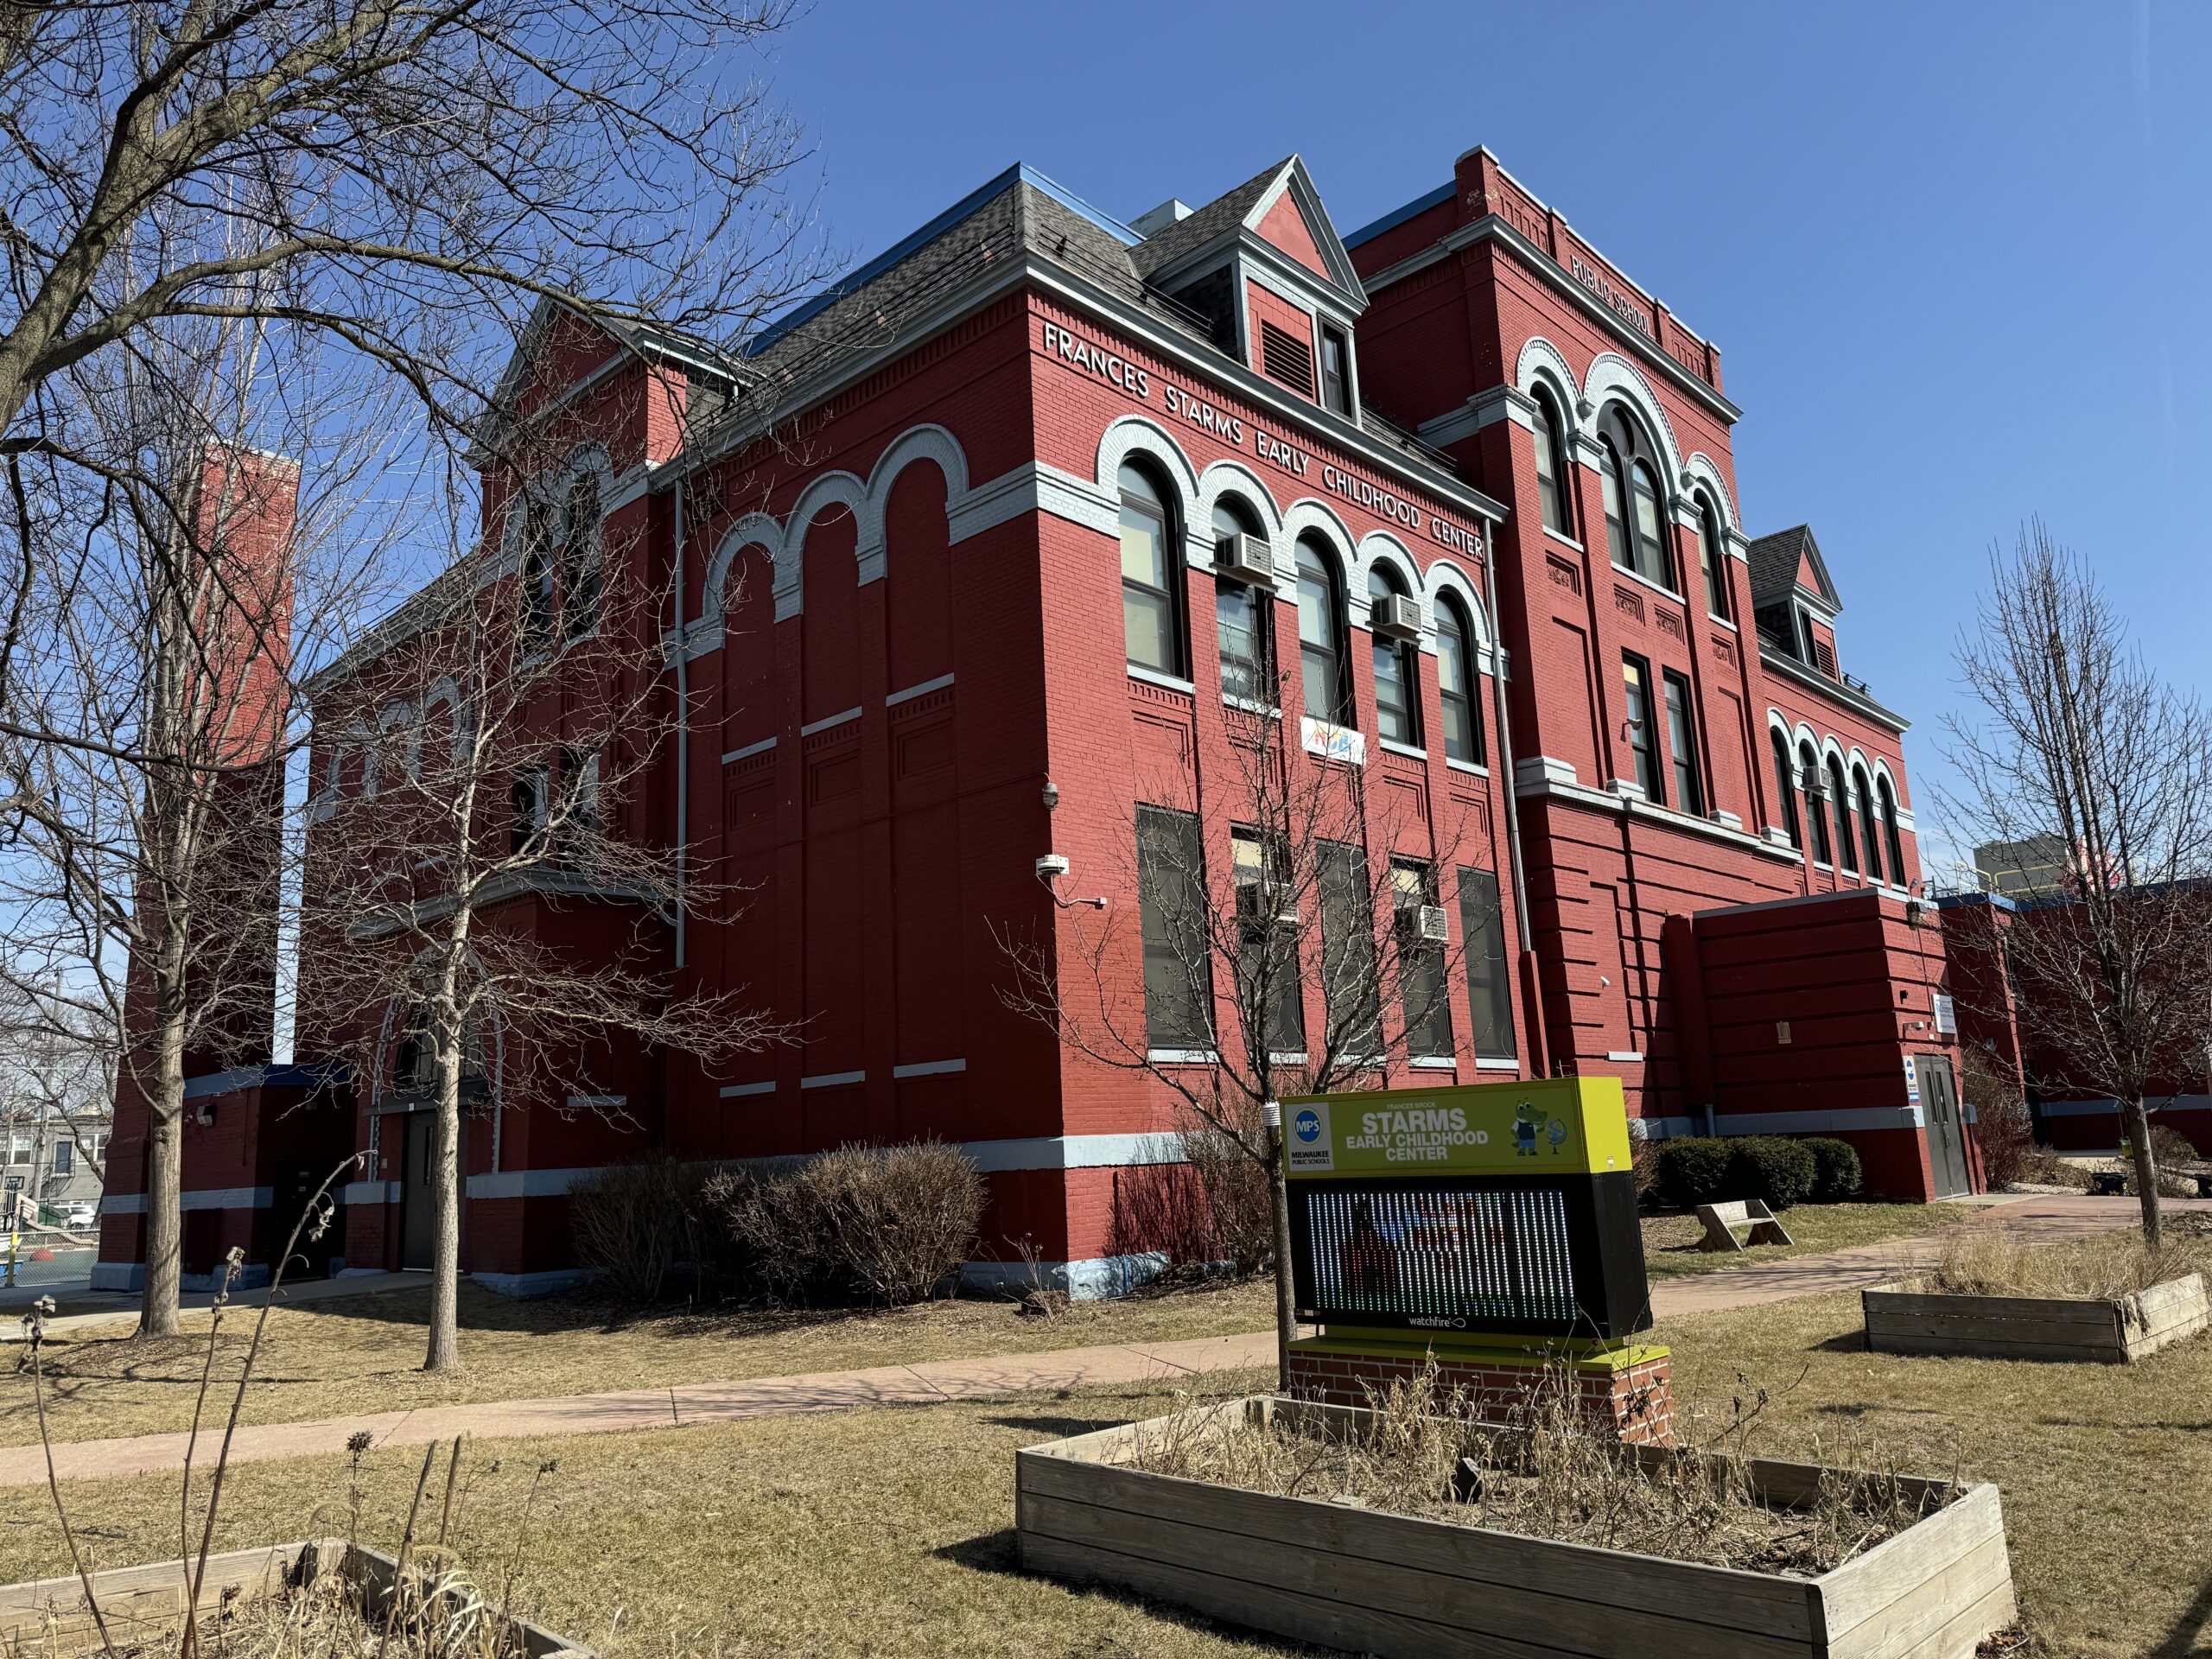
[1532,390,1572,537]
[1854,764,1884,883]
[1212,498,1271,704]
[1696,494,1730,620]
[519,500,554,655]
[1800,741,1832,864]
[1295,537,1351,725]
[1826,755,1858,871]
[1597,409,1674,589]
[1770,728,1802,849]
[1599,441,1631,575]
[562,472,601,640]
[1435,594,1483,766]
[1119,461,1185,677]
[1878,775,1906,881]
[1368,565,1420,746]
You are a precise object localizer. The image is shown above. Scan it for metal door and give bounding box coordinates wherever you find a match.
[399,1113,436,1270]
[1918,1055,1971,1198]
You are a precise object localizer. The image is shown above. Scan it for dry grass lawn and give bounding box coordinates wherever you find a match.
[0,1275,1274,1448]
[0,1264,2204,1654]
[1638,1199,1973,1279]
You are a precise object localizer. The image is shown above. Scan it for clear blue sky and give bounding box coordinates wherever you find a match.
[764,2,2208,870]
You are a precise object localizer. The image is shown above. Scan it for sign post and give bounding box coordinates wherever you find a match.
[1279,1076,1673,1443]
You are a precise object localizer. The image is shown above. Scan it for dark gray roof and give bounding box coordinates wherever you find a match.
[1746,524,1838,609]
[1128,159,1294,280]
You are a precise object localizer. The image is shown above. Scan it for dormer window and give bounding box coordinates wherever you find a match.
[1319,326,1351,414]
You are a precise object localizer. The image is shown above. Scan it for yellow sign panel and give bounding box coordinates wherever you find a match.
[1280,1077,1632,1179]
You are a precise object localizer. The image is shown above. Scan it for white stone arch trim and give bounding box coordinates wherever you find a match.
[779,470,869,623]
[1678,452,1741,540]
[1580,352,1684,497]
[1422,557,1497,672]
[1353,531,1426,638]
[1096,415,1202,512]
[1195,459,1286,551]
[1871,760,1913,831]
[1278,498,1359,600]
[701,512,784,640]
[409,676,467,779]
[554,441,618,515]
[1514,336,1584,436]
[861,423,971,587]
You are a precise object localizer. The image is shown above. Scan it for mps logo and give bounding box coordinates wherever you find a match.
[1294,1109,1324,1145]
[1286,1103,1334,1172]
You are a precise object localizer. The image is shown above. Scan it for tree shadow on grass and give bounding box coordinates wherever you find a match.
[931,1530,1325,1653]
[2150,1561,2212,1658]
[980,1414,1130,1440]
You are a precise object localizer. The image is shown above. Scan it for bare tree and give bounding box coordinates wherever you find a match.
[1942,523,2212,1248]
[302,485,779,1372]
[1000,691,1496,1383]
[0,303,408,1334]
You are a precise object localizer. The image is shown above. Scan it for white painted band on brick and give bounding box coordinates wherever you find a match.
[99,1186,273,1216]
[892,1058,966,1078]
[1714,1106,1926,1135]
[2038,1095,2211,1117]
[798,707,861,737]
[566,1094,626,1110]
[886,673,954,707]
[958,1133,1185,1173]
[799,1070,865,1090]
[342,1181,401,1205]
[718,1080,777,1098]
[721,734,776,765]
[467,1168,596,1199]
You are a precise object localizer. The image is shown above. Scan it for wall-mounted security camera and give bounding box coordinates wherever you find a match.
[1035,852,1106,910]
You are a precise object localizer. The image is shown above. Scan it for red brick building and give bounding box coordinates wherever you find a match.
[99,144,1988,1296]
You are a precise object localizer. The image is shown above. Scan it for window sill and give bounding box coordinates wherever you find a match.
[1147,1048,1219,1066]
[1706,613,1738,632]
[1473,1057,1520,1071]
[1409,1057,1458,1071]
[1543,528,1586,555]
[1446,756,1491,778]
[1223,694,1283,720]
[1610,561,1688,607]
[1379,738,1427,762]
[1268,1052,1309,1066]
[1128,665,1197,696]
[1605,1051,1645,1064]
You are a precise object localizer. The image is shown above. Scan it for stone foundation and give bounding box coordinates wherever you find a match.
[1285,1335,1675,1446]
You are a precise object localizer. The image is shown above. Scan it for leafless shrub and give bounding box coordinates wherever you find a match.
[1905,1222,2211,1299]
[1124,1367,1947,1577]
[566,1160,715,1303]
[702,1142,985,1307]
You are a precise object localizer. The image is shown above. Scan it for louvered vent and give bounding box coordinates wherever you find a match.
[1259,320,1314,397]
[1814,638,1838,677]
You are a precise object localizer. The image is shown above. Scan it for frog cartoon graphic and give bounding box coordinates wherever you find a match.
[1514,1097,1543,1157]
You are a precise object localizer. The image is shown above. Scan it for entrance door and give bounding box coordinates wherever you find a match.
[1918,1056,1971,1198]
[398,1113,437,1270]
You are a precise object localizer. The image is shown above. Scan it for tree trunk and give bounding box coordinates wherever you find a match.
[423,1077,462,1372]
[2123,1096,2163,1251]
[1265,1118,1296,1391]
[138,1005,188,1338]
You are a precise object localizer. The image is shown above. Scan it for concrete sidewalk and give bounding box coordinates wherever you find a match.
[0,1192,2195,1488]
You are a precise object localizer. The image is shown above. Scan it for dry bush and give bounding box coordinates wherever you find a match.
[1125,1368,1947,1577]
[1104,1116,1274,1281]
[1908,1222,2212,1299]
[702,1141,984,1306]
[565,1159,714,1302]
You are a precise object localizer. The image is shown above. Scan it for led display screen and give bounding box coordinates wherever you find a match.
[1287,1173,1649,1339]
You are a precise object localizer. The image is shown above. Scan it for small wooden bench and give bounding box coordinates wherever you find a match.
[1695,1198,1794,1253]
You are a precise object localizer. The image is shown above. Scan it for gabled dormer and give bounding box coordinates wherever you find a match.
[1748,524,1843,677]
[1129,156,1367,419]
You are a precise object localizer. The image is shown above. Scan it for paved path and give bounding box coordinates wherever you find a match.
[1,1192,2196,1489]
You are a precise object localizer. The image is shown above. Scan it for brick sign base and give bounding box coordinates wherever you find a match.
[1285,1335,1675,1446]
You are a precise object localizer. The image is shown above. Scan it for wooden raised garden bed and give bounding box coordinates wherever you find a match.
[0,1538,589,1656]
[1863,1270,2209,1363]
[1016,1395,2014,1659]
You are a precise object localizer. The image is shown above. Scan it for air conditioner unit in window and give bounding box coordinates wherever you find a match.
[1370,593,1422,640]
[1408,904,1450,943]
[1213,532,1274,588]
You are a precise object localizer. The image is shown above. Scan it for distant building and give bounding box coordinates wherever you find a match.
[1,1104,111,1225]
[1974,835,2075,899]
